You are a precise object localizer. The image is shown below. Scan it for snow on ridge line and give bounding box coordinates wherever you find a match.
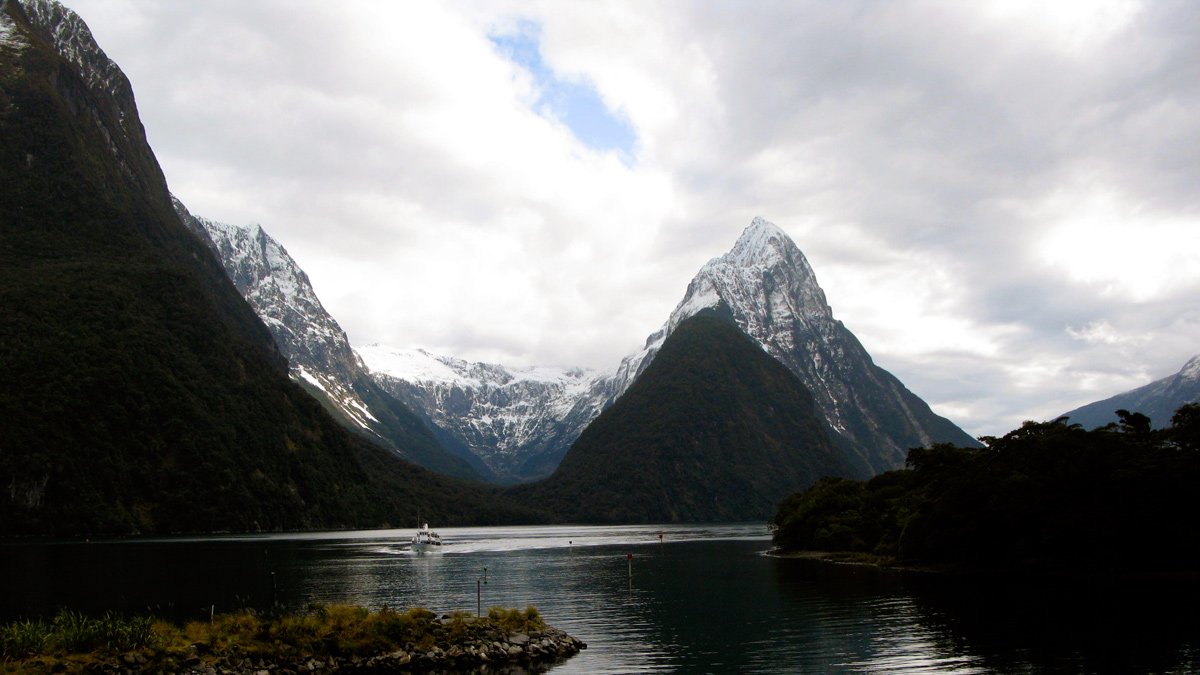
[358,345,473,385]
[1180,354,1200,381]
[358,344,602,388]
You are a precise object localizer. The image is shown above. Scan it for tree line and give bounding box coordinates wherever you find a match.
[772,404,1200,572]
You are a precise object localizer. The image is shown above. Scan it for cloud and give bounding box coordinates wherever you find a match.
[67,0,1200,436]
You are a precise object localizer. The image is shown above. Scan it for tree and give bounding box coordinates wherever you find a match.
[1116,409,1152,438]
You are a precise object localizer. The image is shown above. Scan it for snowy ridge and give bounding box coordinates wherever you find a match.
[174,197,482,481]
[173,199,379,438]
[297,366,380,433]
[1181,354,1200,382]
[1063,353,1200,430]
[176,200,355,381]
[361,345,609,482]
[0,8,26,49]
[17,0,139,132]
[360,346,598,390]
[609,217,831,403]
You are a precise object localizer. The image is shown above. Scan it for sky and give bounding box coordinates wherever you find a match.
[64,0,1200,438]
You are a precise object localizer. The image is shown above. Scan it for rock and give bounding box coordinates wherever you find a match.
[509,632,530,645]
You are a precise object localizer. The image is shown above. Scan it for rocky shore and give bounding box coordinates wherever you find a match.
[1,606,586,674]
[16,626,585,674]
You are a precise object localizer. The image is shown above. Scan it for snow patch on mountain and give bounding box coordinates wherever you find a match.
[1063,353,1200,430]
[173,198,383,432]
[17,0,138,130]
[0,10,26,49]
[360,344,610,482]
[1181,354,1200,381]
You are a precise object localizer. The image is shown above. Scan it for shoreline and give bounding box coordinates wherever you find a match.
[766,548,1200,582]
[0,606,587,674]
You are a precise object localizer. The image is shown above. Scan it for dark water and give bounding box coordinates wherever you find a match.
[3,523,1198,673]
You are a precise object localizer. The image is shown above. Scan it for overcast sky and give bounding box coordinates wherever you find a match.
[66,0,1199,437]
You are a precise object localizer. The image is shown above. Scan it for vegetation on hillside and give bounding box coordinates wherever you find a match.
[772,404,1200,572]
[517,313,866,523]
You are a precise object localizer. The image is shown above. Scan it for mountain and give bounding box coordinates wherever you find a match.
[173,202,482,482]
[609,217,979,473]
[515,314,865,523]
[0,0,531,535]
[368,217,978,483]
[360,346,608,484]
[1062,355,1200,430]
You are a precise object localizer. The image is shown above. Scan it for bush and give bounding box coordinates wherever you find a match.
[487,605,544,633]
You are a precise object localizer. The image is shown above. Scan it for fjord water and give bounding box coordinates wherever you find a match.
[3,524,1198,673]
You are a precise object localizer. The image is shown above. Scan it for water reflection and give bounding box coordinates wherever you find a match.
[2,525,1198,673]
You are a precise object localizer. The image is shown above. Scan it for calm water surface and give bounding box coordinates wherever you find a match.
[3,523,1198,673]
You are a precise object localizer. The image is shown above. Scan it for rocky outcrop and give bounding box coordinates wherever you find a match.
[59,626,585,673]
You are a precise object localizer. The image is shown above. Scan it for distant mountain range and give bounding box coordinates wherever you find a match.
[359,346,606,483]
[1062,355,1200,430]
[183,209,978,486]
[362,218,978,482]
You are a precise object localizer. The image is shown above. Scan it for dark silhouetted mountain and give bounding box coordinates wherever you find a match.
[514,313,867,523]
[1062,354,1200,430]
[0,0,531,536]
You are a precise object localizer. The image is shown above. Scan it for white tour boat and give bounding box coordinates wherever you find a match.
[411,522,443,552]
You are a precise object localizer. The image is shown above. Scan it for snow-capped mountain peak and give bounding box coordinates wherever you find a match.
[607,217,977,473]
[724,216,796,268]
[609,217,832,402]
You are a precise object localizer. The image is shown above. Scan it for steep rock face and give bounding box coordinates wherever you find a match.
[610,218,979,473]
[173,202,481,481]
[0,0,526,535]
[361,347,607,483]
[1062,355,1200,430]
[516,314,864,523]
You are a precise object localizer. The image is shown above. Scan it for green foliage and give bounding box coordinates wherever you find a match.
[0,619,50,659]
[0,610,155,659]
[487,605,545,634]
[772,406,1200,572]
[1,604,548,669]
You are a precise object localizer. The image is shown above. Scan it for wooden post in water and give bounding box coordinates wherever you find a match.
[627,552,633,589]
